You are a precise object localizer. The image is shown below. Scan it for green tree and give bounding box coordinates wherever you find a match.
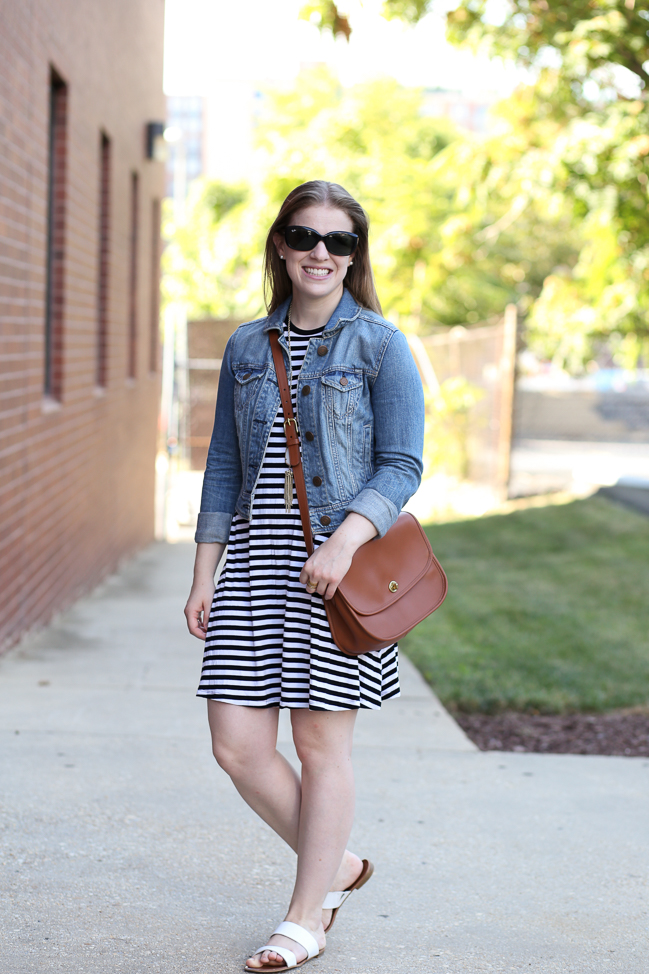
[447,1,649,366]
[415,82,583,326]
[165,66,581,331]
[161,179,267,321]
[164,68,464,324]
[299,0,351,39]
[255,68,461,322]
[303,1,649,368]
[443,1,649,94]
[378,0,649,98]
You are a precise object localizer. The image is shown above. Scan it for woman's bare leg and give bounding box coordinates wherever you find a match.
[207,701,302,848]
[248,708,358,969]
[207,702,364,969]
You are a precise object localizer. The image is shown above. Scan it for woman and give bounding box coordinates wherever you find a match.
[185,180,424,971]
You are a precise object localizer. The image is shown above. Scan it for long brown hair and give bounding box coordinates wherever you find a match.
[263,181,382,316]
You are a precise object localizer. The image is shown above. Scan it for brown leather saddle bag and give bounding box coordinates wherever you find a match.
[325,510,447,655]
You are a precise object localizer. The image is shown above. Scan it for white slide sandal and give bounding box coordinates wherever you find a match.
[244,920,324,972]
[322,858,374,933]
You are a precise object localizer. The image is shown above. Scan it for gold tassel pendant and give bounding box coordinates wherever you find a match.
[285,468,294,512]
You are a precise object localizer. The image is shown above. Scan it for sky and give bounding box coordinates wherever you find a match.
[163,0,519,97]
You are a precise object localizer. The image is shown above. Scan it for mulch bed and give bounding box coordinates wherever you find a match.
[455,710,649,757]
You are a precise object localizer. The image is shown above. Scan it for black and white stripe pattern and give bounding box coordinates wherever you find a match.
[197,321,400,711]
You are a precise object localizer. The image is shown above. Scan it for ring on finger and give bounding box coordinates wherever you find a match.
[306,581,317,591]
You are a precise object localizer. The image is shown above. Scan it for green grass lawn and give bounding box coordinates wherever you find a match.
[402,494,649,714]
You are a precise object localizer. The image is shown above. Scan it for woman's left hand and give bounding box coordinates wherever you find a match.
[300,512,377,600]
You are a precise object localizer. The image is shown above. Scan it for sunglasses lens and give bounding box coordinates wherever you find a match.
[284,226,358,256]
[284,226,319,251]
[324,232,358,256]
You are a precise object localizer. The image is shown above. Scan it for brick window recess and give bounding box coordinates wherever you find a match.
[150,198,161,372]
[45,68,68,400]
[97,132,111,387]
[128,171,139,379]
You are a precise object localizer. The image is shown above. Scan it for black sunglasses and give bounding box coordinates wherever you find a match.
[283,225,359,257]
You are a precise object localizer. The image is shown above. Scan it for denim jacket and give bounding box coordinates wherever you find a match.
[195,289,425,544]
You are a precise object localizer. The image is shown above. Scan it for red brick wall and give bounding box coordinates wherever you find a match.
[0,0,166,650]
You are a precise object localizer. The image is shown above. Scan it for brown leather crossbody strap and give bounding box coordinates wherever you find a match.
[269,329,315,557]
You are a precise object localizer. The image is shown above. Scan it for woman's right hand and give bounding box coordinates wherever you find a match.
[184,541,226,640]
[184,580,215,640]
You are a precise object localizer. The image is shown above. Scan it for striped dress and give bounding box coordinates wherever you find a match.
[197,320,400,711]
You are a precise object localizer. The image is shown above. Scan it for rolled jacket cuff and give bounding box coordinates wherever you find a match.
[345,487,398,539]
[194,511,233,544]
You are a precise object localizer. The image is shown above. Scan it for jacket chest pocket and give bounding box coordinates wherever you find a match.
[234,368,264,410]
[321,372,362,420]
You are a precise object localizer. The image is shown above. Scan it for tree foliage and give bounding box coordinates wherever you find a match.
[165,70,460,323]
[379,0,649,97]
[301,0,649,367]
[164,67,581,332]
[299,0,352,39]
[161,178,266,320]
[444,0,649,367]
[445,1,649,92]
[167,0,649,368]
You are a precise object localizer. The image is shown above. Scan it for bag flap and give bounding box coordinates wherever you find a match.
[336,512,433,616]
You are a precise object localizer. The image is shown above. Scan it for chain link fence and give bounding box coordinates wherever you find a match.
[408,306,517,500]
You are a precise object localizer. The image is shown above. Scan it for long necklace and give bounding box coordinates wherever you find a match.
[287,302,293,378]
[284,303,295,512]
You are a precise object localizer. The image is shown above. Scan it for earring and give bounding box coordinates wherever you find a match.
[349,261,353,266]
[280,255,285,260]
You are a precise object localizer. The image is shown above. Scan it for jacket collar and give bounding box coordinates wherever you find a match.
[263,288,362,337]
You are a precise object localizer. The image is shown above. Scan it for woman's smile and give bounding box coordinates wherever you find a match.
[302,265,333,278]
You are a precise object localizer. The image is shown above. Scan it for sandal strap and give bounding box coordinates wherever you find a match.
[322,889,353,910]
[252,945,297,968]
[274,921,320,960]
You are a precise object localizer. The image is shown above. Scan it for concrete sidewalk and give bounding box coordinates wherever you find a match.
[1,542,647,973]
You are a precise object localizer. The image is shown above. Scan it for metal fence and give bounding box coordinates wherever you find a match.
[185,318,242,470]
[408,305,517,496]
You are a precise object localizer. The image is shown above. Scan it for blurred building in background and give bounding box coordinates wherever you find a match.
[510,368,649,498]
[165,95,205,197]
[0,0,165,651]
[421,88,496,134]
